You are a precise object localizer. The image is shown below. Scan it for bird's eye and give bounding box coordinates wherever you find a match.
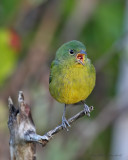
[69,49,74,55]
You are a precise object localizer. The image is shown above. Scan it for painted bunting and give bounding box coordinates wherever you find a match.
[49,40,96,130]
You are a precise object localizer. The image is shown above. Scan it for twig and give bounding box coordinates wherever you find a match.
[23,110,87,146]
[8,91,93,159]
[45,106,93,141]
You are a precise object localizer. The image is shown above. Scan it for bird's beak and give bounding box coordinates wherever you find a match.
[76,50,87,65]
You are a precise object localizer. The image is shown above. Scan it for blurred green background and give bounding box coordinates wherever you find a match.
[0,0,128,160]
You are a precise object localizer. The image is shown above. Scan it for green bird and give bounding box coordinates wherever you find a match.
[49,40,96,130]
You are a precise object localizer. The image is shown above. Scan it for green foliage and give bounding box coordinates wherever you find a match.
[0,29,17,87]
[0,0,20,26]
[81,0,124,61]
[52,0,76,46]
[0,0,125,159]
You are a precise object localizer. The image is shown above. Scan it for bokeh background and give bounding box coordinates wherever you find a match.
[0,0,128,159]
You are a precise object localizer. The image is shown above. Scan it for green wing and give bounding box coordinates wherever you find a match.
[49,60,59,84]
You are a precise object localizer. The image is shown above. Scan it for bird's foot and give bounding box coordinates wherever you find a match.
[62,116,71,131]
[84,104,91,116]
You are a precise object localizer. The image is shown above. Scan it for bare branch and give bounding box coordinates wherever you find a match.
[24,109,93,146]
[22,107,93,147]
[45,106,93,141]
[22,106,93,147]
[8,91,94,160]
[8,91,36,160]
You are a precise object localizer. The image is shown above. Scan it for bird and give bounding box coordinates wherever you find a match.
[49,40,96,130]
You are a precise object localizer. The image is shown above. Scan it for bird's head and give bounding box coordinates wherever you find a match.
[56,40,87,66]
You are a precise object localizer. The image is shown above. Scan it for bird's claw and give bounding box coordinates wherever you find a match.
[62,116,71,131]
[84,104,90,116]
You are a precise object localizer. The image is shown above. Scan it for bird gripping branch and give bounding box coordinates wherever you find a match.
[49,40,96,130]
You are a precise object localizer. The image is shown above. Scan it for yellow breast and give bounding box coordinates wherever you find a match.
[49,61,96,104]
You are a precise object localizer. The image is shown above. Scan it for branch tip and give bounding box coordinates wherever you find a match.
[18,91,24,103]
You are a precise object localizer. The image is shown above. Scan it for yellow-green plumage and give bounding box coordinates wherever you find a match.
[49,40,96,105]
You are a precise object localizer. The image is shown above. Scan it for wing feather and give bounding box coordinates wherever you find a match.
[49,60,59,84]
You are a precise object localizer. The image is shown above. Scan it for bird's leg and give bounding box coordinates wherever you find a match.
[62,104,71,131]
[81,101,91,116]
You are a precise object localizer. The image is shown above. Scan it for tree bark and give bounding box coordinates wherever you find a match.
[8,91,93,160]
